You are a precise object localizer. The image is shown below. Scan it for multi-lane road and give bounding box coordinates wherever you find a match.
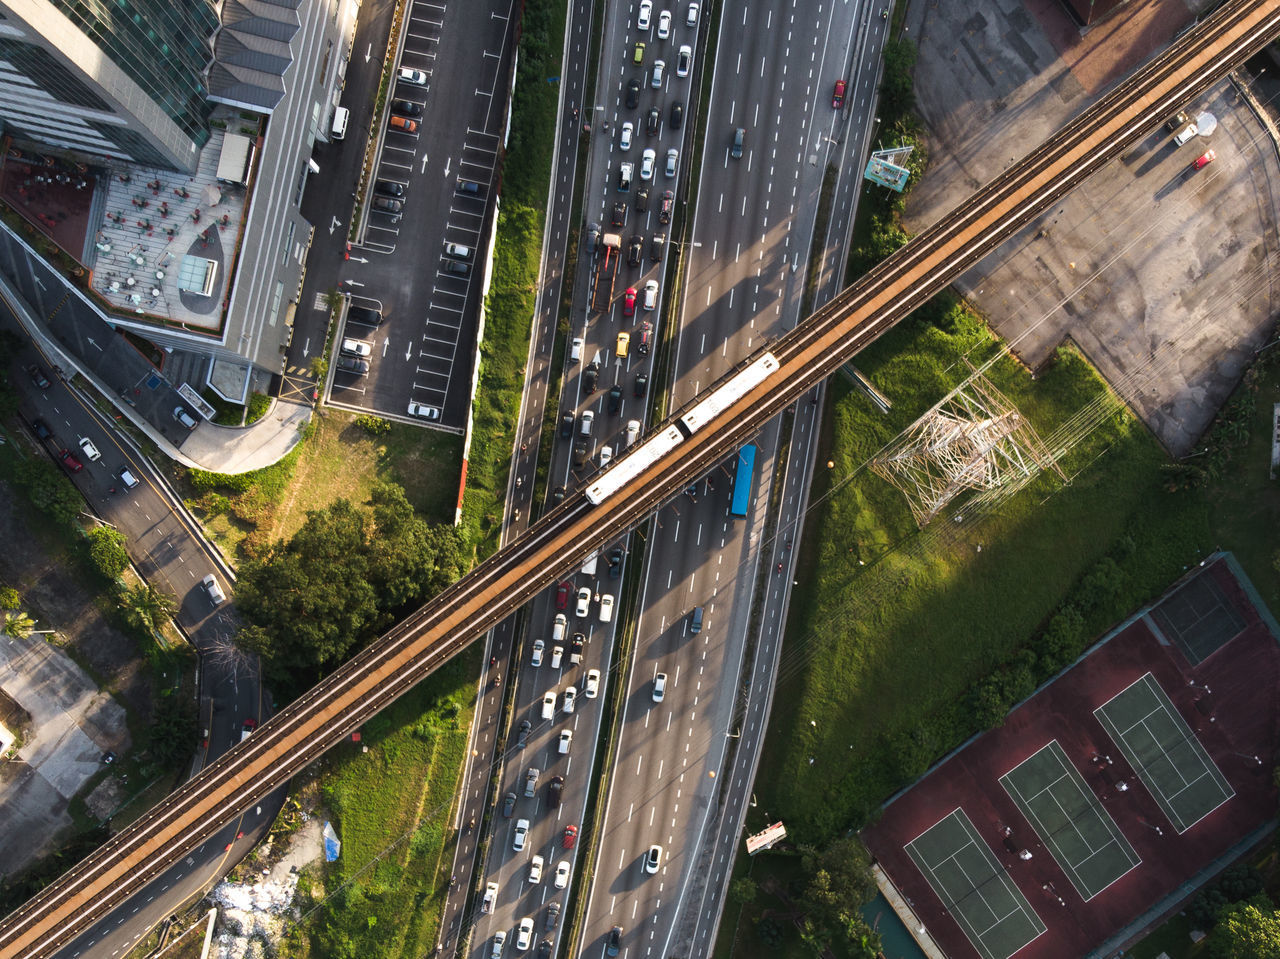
[2,1,1276,955]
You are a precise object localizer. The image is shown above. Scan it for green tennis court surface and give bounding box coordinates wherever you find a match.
[1148,572,1244,665]
[1095,673,1234,833]
[1000,741,1141,900]
[905,809,1046,959]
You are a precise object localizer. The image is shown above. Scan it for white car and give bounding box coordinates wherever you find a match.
[529,855,544,884]
[550,645,564,669]
[657,9,671,38]
[341,337,372,357]
[645,844,663,874]
[482,882,499,914]
[585,668,601,698]
[563,686,577,714]
[651,59,665,89]
[78,436,101,461]
[554,860,571,889]
[516,918,534,952]
[625,421,640,448]
[531,639,545,667]
[676,43,691,77]
[637,0,652,29]
[558,729,573,754]
[513,818,530,851]
[491,930,506,958]
[542,691,556,720]
[599,444,613,469]
[620,121,634,151]
[685,1,698,25]
[664,147,679,177]
[599,594,615,623]
[407,401,441,419]
[398,66,428,85]
[653,672,667,702]
[640,148,656,180]
[575,586,592,617]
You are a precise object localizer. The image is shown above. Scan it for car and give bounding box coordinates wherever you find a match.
[731,126,744,159]
[77,436,101,461]
[554,860,571,888]
[623,287,637,317]
[570,336,584,362]
[634,373,649,397]
[579,409,594,436]
[544,901,561,932]
[503,791,517,817]
[516,917,534,951]
[58,448,83,472]
[626,78,641,109]
[585,668,601,698]
[676,44,691,76]
[558,729,573,754]
[482,881,499,913]
[28,418,51,441]
[643,844,664,875]
[599,594,615,622]
[653,672,667,701]
[670,101,683,129]
[685,1,699,25]
[347,304,382,326]
[637,321,653,354]
[584,224,600,254]
[575,586,592,617]
[563,824,578,848]
[556,581,572,610]
[372,196,403,215]
[513,818,530,851]
[552,611,568,642]
[658,9,671,37]
[616,331,631,357]
[609,545,625,571]
[335,355,369,375]
[389,115,417,133]
[646,106,660,135]
[659,190,673,223]
[27,365,51,389]
[407,401,440,420]
[375,178,405,197]
[608,384,624,414]
[524,766,540,797]
[516,720,532,749]
[551,644,564,668]
[625,419,640,448]
[445,242,472,260]
[398,66,429,86]
[560,413,574,438]
[664,147,679,178]
[584,361,600,393]
[651,59,665,88]
[201,573,226,605]
[640,148,656,180]
[1192,149,1216,170]
[391,98,422,117]
[832,78,846,108]
[635,186,649,212]
[538,939,553,959]
[552,485,566,505]
[607,926,623,956]
[628,234,643,266]
[599,445,613,468]
[548,774,564,806]
[1173,122,1198,146]
[542,691,557,720]
[491,930,506,958]
[650,233,665,262]
[531,639,545,667]
[620,121,633,150]
[341,337,372,357]
[637,0,652,28]
[633,40,646,64]
[241,718,257,740]
[643,279,659,310]
[617,162,633,191]
[119,466,140,490]
[1166,110,1190,132]
[562,686,577,713]
[529,855,544,884]
[570,633,586,664]
[611,201,627,227]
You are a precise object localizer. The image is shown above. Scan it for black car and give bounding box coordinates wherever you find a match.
[659,190,673,224]
[27,365,51,389]
[585,221,601,254]
[347,304,383,326]
[335,355,369,375]
[572,442,589,470]
[553,485,566,505]
[569,636,584,663]
[516,719,532,749]
[611,201,627,227]
[375,178,405,197]
[625,79,640,109]
[372,196,403,215]
[538,939,553,959]
[29,418,51,440]
[627,235,643,267]
[545,901,562,932]
[584,361,600,394]
[634,373,648,397]
[608,546,624,578]
[650,233,665,262]
[634,186,649,212]
[548,775,564,807]
[502,791,517,817]
[646,106,660,135]
[670,101,683,129]
[607,926,623,956]
[390,98,422,117]
[608,384,623,414]
[560,413,574,438]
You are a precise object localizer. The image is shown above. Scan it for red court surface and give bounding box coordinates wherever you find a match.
[863,557,1279,959]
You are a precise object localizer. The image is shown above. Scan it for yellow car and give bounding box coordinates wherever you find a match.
[634,41,646,64]
[616,331,631,358]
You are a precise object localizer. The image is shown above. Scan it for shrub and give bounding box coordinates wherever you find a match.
[355,414,392,436]
[85,526,129,580]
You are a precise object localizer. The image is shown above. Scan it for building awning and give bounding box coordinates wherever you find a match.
[215,133,255,185]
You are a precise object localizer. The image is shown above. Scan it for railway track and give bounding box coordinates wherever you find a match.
[3,1,1277,955]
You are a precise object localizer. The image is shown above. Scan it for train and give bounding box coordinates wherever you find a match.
[583,352,779,506]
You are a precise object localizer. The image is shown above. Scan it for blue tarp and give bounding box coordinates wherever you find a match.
[323,822,341,862]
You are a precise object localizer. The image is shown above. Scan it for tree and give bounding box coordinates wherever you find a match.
[1208,895,1280,959]
[85,526,129,580]
[0,585,21,611]
[1,609,35,640]
[729,876,758,906]
[118,583,177,639]
[801,836,877,921]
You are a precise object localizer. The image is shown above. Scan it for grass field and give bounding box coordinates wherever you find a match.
[713,295,1280,958]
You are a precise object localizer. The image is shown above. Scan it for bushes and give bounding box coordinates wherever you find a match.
[84,526,129,581]
[355,414,391,435]
[1187,864,1266,929]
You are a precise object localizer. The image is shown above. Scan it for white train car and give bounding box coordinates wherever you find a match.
[678,352,780,434]
[584,424,684,505]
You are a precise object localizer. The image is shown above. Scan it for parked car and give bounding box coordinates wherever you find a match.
[375,178,405,197]
[341,337,372,357]
[347,304,383,326]
[398,67,429,86]
[372,196,403,215]
[1192,149,1216,170]
[407,402,440,420]
[335,355,369,375]
[389,115,417,133]
[391,98,422,117]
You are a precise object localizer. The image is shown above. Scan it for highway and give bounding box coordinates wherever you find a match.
[1,2,1275,954]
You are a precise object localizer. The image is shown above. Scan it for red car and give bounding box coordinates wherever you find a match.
[659,190,673,224]
[831,79,846,109]
[1192,149,1216,170]
[563,824,578,849]
[58,448,83,473]
[556,581,572,610]
[623,287,637,317]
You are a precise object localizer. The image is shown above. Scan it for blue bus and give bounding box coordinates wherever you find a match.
[730,445,756,518]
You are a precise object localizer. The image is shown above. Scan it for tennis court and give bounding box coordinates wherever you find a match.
[905,809,1046,959]
[999,741,1141,900]
[1094,673,1234,833]
[1148,570,1244,665]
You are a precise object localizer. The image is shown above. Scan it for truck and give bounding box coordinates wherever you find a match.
[591,233,622,312]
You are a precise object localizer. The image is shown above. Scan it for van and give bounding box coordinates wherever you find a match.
[331,106,349,140]
[173,407,198,430]
[390,116,418,133]
[1173,123,1198,146]
[118,467,140,490]
[690,605,704,633]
